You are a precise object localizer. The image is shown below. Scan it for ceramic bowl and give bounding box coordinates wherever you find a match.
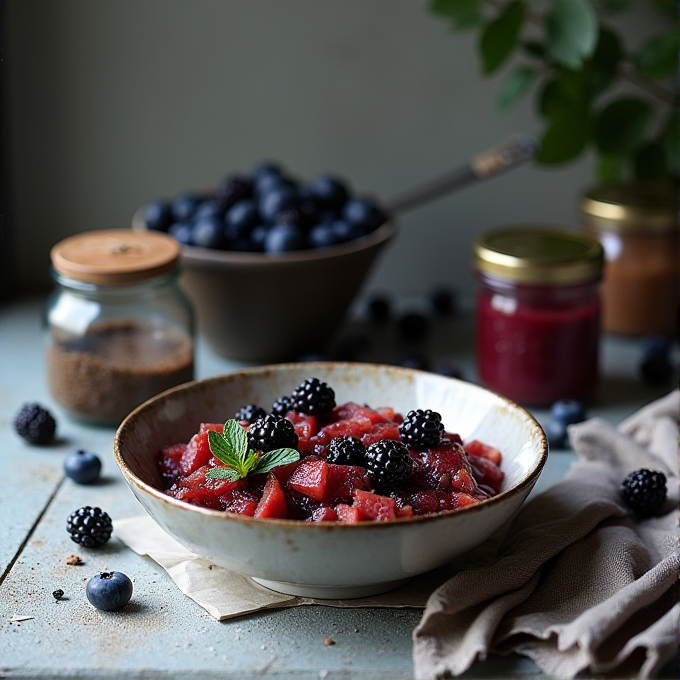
[132,206,396,362]
[113,363,547,599]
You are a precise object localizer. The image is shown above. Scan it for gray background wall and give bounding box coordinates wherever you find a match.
[3,0,666,302]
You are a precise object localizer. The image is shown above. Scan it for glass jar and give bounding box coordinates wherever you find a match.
[45,229,195,425]
[579,182,679,336]
[473,226,604,407]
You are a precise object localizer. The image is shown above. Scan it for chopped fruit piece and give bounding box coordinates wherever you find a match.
[287,458,329,502]
[255,473,287,519]
[396,505,414,518]
[353,489,397,521]
[324,463,371,504]
[468,454,504,494]
[335,503,365,523]
[309,506,338,522]
[464,439,502,466]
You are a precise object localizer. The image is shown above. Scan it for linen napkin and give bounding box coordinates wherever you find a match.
[413,390,679,680]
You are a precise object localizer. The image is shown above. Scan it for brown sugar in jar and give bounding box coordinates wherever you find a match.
[45,229,195,425]
[579,183,679,336]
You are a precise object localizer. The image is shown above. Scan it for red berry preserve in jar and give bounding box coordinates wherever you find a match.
[473,226,604,407]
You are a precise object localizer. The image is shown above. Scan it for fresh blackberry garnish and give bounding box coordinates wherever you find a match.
[292,378,336,416]
[247,414,299,453]
[66,506,113,548]
[326,436,367,466]
[214,174,252,212]
[365,439,412,489]
[271,394,294,416]
[14,403,57,445]
[399,409,444,450]
[234,403,267,424]
[620,469,668,517]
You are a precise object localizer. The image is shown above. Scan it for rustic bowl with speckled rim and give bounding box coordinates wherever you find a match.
[132,206,396,362]
[113,362,547,599]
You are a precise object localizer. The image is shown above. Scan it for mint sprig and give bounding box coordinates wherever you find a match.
[205,419,299,481]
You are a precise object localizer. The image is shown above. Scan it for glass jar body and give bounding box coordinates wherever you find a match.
[582,223,679,336]
[44,269,195,425]
[475,272,600,406]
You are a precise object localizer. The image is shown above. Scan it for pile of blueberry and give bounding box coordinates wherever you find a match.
[142,162,388,254]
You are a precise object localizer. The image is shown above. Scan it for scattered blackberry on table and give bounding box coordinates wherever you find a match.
[292,378,336,416]
[271,394,294,416]
[66,506,113,548]
[429,286,458,316]
[399,409,444,450]
[620,469,668,517]
[326,436,367,466]
[365,439,413,489]
[14,403,57,445]
[639,334,675,386]
[234,404,267,424]
[64,449,102,484]
[366,294,392,323]
[247,414,299,453]
[86,571,133,611]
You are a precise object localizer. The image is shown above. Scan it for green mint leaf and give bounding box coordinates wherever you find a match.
[205,466,241,482]
[252,448,300,476]
[207,428,243,469]
[221,419,248,457]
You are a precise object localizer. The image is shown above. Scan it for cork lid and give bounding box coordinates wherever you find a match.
[51,229,181,285]
[473,225,604,285]
[579,183,678,232]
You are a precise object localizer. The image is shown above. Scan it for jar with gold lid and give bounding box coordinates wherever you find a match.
[473,225,604,407]
[579,182,678,336]
[44,229,195,425]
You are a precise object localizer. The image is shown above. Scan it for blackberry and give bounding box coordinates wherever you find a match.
[326,436,366,466]
[292,378,336,416]
[14,403,57,445]
[620,469,668,517]
[247,414,298,453]
[214,174,252,212]
[271,394,294,416]
[234,403,267,424]
[399,409,444,450]
[66,506,113,548]
[365,439,412,489]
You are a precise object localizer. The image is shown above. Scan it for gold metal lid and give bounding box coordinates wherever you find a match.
[473,225,604,285]
[51,229,181,285]
[579,182,678,232]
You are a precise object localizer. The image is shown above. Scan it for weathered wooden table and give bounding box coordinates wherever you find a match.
[1,296,674,679]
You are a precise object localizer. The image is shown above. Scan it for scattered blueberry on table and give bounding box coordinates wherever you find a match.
[142,162,388,254]
[64,450,102,484]
[638,334,676,386]
[86,571,133,611]
[13,403,57,445]
[546,399,587,449]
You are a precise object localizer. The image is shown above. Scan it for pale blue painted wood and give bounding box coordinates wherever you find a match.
[0,296,674,679]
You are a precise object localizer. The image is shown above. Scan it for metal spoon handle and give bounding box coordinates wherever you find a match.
[386,133,540,215]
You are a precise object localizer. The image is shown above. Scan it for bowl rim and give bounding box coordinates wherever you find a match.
[131,204,397,267]
[113,362,548,530]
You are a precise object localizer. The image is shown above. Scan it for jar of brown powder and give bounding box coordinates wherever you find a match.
[579,182,679,336]
[45,229,195,425]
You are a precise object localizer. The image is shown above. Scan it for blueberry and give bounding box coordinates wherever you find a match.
[259,188,297,224]
[433,362,464,380]
[264,223,305,253]
[308,223,340,249]
[550,399,586,426]
[143,200,172,232]
[64,449,102,484]
[397,312,430,342]
[366,294,392,322]
[342,197,385,232]
[192,199,223,222]
[640,355,674,386]
[171,194,201,222]
[430,286,458,316]
[225,199,259,237]
[168,222,193,246]
[546,418,569,448]
[191,216,228,249]
[331,219,366,243]
[309,175,350,211]
[249,224,268,252]
[398,352,430,371]
[86,571,133,611]
[641,334,673,358]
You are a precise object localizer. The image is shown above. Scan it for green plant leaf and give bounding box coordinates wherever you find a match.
[497,65,537,112]
[634,31,680,81]
[522,40,546,59]
[538,69,588,118]
[595,98,654,155]
[586,26,624,96]
[430,0,483,29]
[595,0,631,15]
[547,0,598,69]
[479,0,526,74]
[252,448,300,475]
[650,0,676,13]
[596,153,627,182]
[205,466,241,481]
[207,428,243,469]
[663,114,679,174]
[634,142,671,181]
[537,105,591,163]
